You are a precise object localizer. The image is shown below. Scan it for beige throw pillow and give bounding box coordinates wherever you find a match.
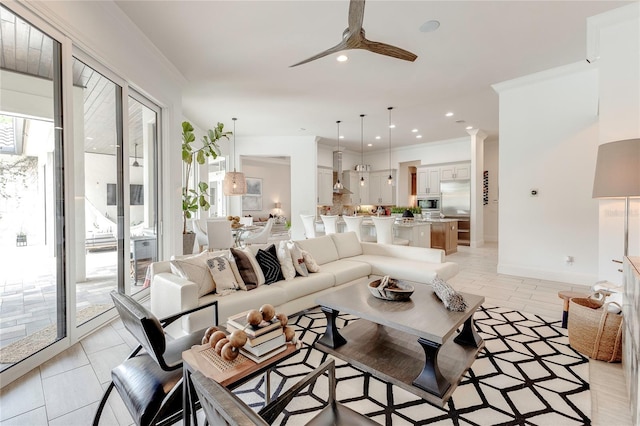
[288,242,309,277]
[300,249,320,273]
[206,257,242,296]
[277,240,296,280]
[170,251,216,297]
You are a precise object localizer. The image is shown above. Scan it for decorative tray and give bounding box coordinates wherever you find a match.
[368,278,414,301]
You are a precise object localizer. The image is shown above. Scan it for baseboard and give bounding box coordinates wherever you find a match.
[497,263,596,286]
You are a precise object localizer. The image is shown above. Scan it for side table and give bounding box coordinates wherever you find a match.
[182,342,299,426]
[557,290,589,328]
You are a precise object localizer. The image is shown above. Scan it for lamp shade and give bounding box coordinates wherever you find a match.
[223,172,247,196]
[592,138,640,198]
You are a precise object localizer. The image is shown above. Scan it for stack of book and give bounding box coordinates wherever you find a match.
[227,311,286,363]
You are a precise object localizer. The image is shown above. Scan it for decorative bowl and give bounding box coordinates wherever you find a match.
[368,279,414,301]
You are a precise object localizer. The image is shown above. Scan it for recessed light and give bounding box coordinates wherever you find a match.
[299,127,306,131]
[389,124,396,129]
[455,119,465,124]
[375,136,381,140]
[411,129,418,133]
[367,143,372,147]
[416,135,422,139]
[86,137,94,140]
[337,55,348,62]
[419,20,440,33]
[445,112,454,117]
[339,135,344,139]
[466,126,473,130]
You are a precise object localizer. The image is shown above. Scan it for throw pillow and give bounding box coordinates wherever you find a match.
[288,242,309,277]
[170,251,216,297]
[300,249,320,273]
[432,276,467,312]
[230,247,265,290]
[226,252,247,290]
[255,244,284,284]
[205,257,241,296]
[277,240,296,281]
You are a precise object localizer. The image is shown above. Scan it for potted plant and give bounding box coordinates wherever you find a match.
[181,121,231,253]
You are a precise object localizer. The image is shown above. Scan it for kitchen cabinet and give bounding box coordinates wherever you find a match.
[317,167,333,205]
[429,220,458,255]
[417,166,441,196]
[440,162,470,181]
[343,170,368,205]
[369,170,396,205]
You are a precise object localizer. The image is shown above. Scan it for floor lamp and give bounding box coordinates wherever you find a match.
[592,138,640,258]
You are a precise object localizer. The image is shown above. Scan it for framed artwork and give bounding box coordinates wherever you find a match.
[242,177,263,210]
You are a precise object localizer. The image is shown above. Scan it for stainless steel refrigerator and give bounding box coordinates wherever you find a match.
[440,180,471,217]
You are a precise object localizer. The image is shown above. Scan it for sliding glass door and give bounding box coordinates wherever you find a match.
[0,4,162,375]
[0,6,65,371]
[71,56,123,325]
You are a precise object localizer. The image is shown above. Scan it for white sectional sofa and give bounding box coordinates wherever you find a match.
[150,232,459,337]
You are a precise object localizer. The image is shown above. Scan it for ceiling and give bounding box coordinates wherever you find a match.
[114,1,627,152]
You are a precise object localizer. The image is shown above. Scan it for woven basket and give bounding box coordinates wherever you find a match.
[568,292,623,363]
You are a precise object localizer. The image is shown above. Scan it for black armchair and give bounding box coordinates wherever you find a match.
[190,359,379,425]
[92,291,218,426]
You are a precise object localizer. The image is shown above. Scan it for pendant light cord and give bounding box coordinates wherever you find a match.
[232,118,237,173]
[360,114,365,186]
[388,107,393,184]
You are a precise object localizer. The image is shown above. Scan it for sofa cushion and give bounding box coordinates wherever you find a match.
[205,256,243,295]
[295,236,339,265]
[317,260,371,286]
[271,272,335,301]
[301,249,320,273]
[230,247,265,290]
[349,255,459,283]
[277,241,296,281]
[170,251,216,297]
[255,245,284,284]
[330,232,363,259]
[288,242,309,277]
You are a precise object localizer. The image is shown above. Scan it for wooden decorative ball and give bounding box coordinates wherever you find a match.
[209,331,227,349]
[276,312,288,327]
[283,326,295,342]
[229,329,248,347]
[214,337,229,355]
[221,342,239,361]
[260,304,275,322]
[246,309,263,326]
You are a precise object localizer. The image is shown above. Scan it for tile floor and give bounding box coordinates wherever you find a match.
[0,243,632,425]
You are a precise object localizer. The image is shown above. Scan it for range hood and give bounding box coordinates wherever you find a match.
[332,151,352,194]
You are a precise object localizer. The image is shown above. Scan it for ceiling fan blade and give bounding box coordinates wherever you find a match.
[360,39,418,62]
[348,0,365,33]
[290,40,349,67]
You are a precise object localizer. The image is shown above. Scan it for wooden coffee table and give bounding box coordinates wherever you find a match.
[315,281,484,406]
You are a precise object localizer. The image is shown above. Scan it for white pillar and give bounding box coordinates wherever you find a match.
[468,129,487,248]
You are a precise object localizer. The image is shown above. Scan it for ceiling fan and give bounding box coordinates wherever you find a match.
[290,0,418,67]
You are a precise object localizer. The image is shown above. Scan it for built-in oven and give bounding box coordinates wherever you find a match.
[417,197,440,211]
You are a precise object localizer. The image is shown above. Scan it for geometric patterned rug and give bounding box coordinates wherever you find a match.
[233,306,591,425]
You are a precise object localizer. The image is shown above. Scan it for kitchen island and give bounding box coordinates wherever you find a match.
[421,218,459,255]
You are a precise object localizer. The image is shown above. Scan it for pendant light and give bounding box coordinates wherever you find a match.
[132,143,141,167]
[387,107,394,185]
[223,117,247,195]
[360,114,366,187]
[333,120,344,190]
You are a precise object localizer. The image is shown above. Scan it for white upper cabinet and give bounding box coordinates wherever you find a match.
[440,162,470,181]
[417,166,441,195]
[317,167,333,205]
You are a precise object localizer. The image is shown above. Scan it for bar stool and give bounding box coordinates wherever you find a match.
[320,215,339,235]
[342,216,364,241]
[372,217,409,246]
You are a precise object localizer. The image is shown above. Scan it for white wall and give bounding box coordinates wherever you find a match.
[240,157,291,219]
[231,135,317,240]
[589,4,640,283]
[483,140,499,242]
[493,63,600,285]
